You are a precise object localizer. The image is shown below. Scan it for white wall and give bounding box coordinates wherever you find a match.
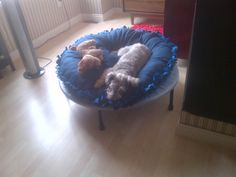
[0,0,123,53]
[19,0,82,48]
[113,0,122,8]
[80,0,102,14]
[101,0,114,13]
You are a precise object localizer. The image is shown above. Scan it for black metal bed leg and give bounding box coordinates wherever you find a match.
[98,110,105,131]
[131,14,134,25]
[168,89,174,111]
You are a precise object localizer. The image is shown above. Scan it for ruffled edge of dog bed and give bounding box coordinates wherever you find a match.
[93,46,177,109]
[56,26,177,109]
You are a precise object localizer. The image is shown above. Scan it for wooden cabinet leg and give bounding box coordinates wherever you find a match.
[131,14,134,25]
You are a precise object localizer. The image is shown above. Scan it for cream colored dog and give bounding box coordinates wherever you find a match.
[95,43,150,100]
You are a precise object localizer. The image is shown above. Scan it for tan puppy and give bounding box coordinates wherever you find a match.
[85,49,103,61]
[70,39,96,52]
[70,40,104,73]
[78,55,102,73]
[77,49,103,74]
[94,68,111,88]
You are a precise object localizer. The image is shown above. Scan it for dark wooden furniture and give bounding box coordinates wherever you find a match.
[0,32,15,78]
[164,0,196,59]
[182,0,235,124]
[122,0,165,24]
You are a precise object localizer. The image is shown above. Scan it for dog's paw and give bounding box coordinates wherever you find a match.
[105,72,115,84]
[94,78,105,88]
[123,75,140,87]
[94,69,110,88]
[129,77,140,87]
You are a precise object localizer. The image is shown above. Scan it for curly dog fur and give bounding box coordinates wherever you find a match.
[77,49,103,73]
[70,40,103,74]
[95,43,150,100]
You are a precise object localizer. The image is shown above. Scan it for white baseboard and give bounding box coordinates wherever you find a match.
[103,8,123,21]
[176,123,236,150]
[9,9,123,59]
[112,8,123,14]
[82,8,123,23]
[82,13,104,23]
[32,14,82,48]
[69,14,83,26]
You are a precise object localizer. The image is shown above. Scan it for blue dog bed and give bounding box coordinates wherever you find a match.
[56,27,177,109]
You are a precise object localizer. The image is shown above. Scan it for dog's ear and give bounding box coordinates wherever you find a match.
[105,72,115,84]
[94,59,101,68]
[78,60,86,73]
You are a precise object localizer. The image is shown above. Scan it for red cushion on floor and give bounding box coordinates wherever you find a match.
[131,23,164,34]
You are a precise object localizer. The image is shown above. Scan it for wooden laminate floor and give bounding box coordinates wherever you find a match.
[0,14,235,177]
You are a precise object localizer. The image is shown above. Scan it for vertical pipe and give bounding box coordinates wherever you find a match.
[1,0,45,79]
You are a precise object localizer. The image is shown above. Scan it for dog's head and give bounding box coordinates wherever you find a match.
[105,72,140,100]
[78,55,101,73]
[78,59,90,73]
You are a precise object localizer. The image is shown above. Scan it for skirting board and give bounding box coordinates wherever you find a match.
[10,14,83,60]
[180,111,236,136]
[10,8,123,60]
[178,111,236,150]
[82,8,123,23]
[81,13,103,23]
[32,14,83,48]
[10,15,82,61]
[176,123,236,150]
[103,8,123,21]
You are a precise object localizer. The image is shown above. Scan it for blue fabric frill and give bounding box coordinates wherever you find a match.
[56,27,177,109]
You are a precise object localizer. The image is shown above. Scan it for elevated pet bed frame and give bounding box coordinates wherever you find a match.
[56,27,178,130]
[59,66,179,130]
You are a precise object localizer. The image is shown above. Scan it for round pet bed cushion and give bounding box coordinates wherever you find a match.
[56,27,177,109]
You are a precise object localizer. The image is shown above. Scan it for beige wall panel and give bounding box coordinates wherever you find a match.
[0,0,122,53]
[80,0,102,14]
[113,0,122,8]
[101,0,113,13]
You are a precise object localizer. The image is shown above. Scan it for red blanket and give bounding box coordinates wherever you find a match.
[131,23,163,34]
